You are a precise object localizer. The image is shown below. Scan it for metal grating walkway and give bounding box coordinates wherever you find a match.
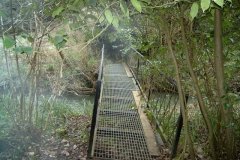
[93,64,153,160]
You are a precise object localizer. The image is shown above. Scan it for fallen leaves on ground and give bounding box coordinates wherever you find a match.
[26,115,91,160]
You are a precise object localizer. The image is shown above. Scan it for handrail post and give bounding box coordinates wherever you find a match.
[137,58,140,80]
[147,85,151,108]
[146,73,153,108]
[171,95,189,159]
[87,80,101,158]
[87,45,104,159]
[170,111,183,159]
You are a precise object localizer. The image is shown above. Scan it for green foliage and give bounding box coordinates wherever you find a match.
[112,17,119,28]
[104,9,113,24]
[141,0,151,5]
[223,93,240,110]
[87,0,97,5]
[0,10,6,17]
[0,103,10,137]
[120,0,129,17]
[190,2,199,21]
[52,6,64,18]
[50,34,68,50]
[20,33,34,43]
[0,94,19,137]
[99,15,105,23]
[213,0,224,7]
[14,46,33,54]
[131,0,142,13]
[3,36,15,49]
[201,0,211,12]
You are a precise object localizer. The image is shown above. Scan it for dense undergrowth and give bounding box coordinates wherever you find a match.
[0,19,98,159]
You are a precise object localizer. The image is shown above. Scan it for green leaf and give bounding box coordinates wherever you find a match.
[0,10,6,17]
[126,9,130,17]
[112,17,119,28]
[104,9,113,24]
[141,0,151,4]
[27,37,34,43]
[14,46,33,54]
[190,2,199,21]
[21,33,34,43]
[120,0,128,15]
[49,35,67,50]
[87,0,97,5]
[213,0,224,7]
[131,0,142,13]
[52,6,64,18]
[67,6,78,13]
[120,0,129,16]
[73,0,85,6]
[56,41,66,50]
[54,35,64,44]
[22,46,32,54]
[201,0,211,12]
[3,36,15,49]
[20,33,29,39]
[52,35,67,50]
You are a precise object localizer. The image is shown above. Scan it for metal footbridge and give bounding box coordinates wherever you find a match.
[87,45,185,160]
[87,46,155,160]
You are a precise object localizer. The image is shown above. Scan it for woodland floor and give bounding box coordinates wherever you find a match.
[27,115,91,160]
[0,115,91,160]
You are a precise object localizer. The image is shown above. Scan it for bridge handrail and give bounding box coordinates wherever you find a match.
[124,47,186,159]
[129,47,177,92]
[87,44,104,159]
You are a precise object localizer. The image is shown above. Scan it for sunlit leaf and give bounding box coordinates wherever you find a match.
[213,0,224,7]
[201,0,211,12]
[104,9,113,24]
[52,6,64,18]
[190,2,199,21]
[3,36,15,49]
[120,0,129,16]
[112,17,119,28]
[131,0,142,13]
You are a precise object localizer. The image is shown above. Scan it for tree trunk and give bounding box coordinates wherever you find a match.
[11,0,25,121]
[0,16,11,78]
[179,6,216,159]
[214,8,234,159]
[160,15,196,159]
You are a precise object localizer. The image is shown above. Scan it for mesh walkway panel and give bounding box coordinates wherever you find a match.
[93,64,153,160]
